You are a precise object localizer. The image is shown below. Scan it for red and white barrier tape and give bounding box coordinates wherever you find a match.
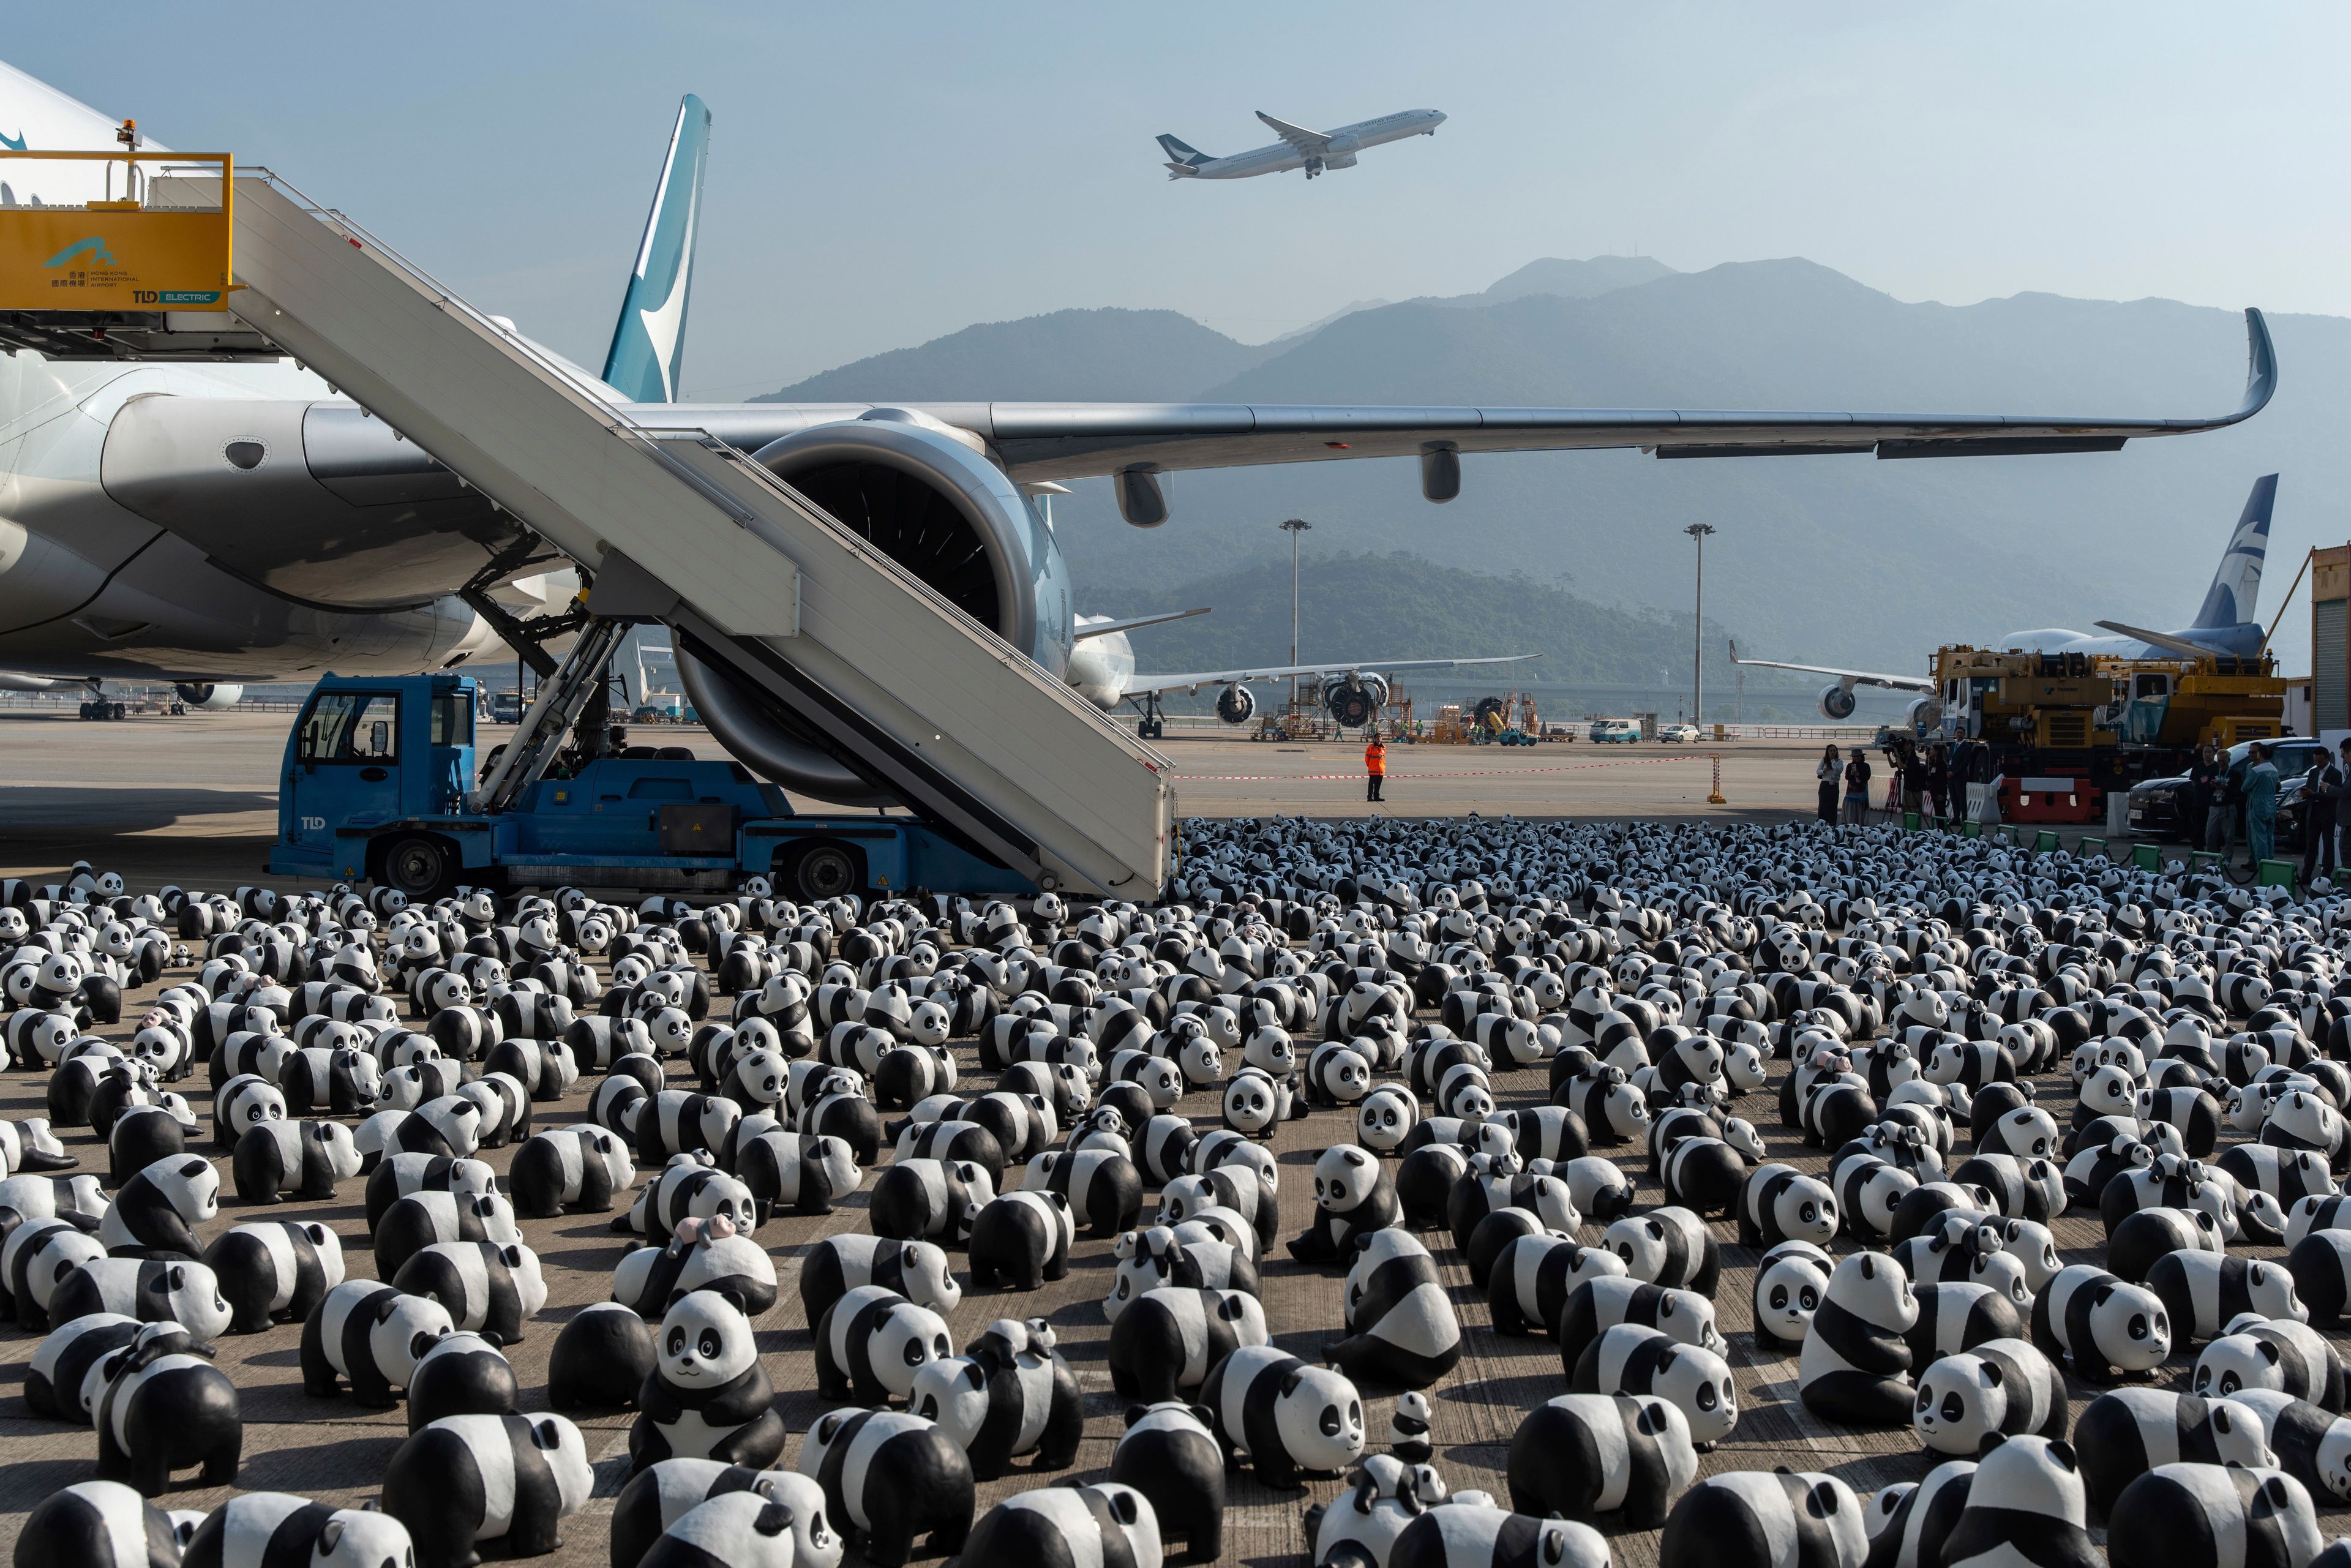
[1172,754,1711,783]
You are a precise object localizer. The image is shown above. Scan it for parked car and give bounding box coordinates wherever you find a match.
[2127,738,2326,844]
[1588,719,1641,744]
[1659,723,1700,744]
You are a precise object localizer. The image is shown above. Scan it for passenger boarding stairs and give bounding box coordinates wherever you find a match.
[212,171,1171,899]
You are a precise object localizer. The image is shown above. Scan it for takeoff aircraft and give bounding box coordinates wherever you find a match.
[1157,108,1446,180]
[0,59,2278,804]
[1727,474,2280,721]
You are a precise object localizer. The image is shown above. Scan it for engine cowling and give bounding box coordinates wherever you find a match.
[1322,673,1389,729]
[680,410,1049,806]
[1215,683,1256,725]
[174,683,243,710]
[1906,696,1944,732]
[1818,683,1857,721]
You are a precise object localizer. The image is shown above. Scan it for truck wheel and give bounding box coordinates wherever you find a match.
[787,841,863,901]
[381,835,457,901]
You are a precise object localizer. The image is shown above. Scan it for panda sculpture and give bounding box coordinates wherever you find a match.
[26,1312,141,1424]
[1104,1225,1259,1322]
[508,1124,632,1218]
[404,1330,518,1433]
[1389,1505,1610,1568]
[1505,1392,1697,1528]
[1737,1163,1839,1250]
[2105,1463,2324,1568]
[1291,1144,1403,1264]
[2193,1316,2345,1409]
[1300,1453,1445,1568]
[391,1240,546,1343]
[1798,1250,1918,1427]
[906,1316,1083,1480]
[231,1117,364,1204]
[2072,1389,2280,1517]
[1160,1164,1280,1252]
[734,1130,860,1220]
[1570,1323,1738,1449]
[1557,1275,1725,1373]
[1200,1344,1367,1488]
[1023,1147,1144,1239]
[547,1300,659,1411]
[1329,1227,1462,1389]
[373,1188,523,1280]
[203,1219,345,1334]
[1657,1470,1867,1568]
[1109,1285,1270,1403]
[2030,1264,2172,1383]
[613,1213,780,1321]
[1112,1401,1226,1562]
[1602,1207,1720,1296]
[870,1157,992,1245]
[607,1460,839,1568]
[17,1480,206,1568]
[1751,1239,1833,1349]
[969,1189,1077,1291]
[89,1321,242,1496]
[1911,1336,2068,1454]
[2285,1228,2351,1325]
[380,1410,594,1568]
[631,1289,785,1473]
[299,1280,455,1407]
[174,1491,416,1568]
[795,1406,975,1568]
[814,1283,951,1405]
[99,1155,217,1259]
[1935,1435,2101,1568]
[1487,1232,1625,1338]
[48,1257,234,1341]
[363,1152,498,1231]
[2147,1251,2306,1345]
[942,1485,1165,1568]
[798,1233,962,1330]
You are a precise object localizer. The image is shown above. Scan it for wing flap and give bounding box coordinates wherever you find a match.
[1255,111,1332,155]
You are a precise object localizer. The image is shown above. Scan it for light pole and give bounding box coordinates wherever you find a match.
[1685,523,1715,729]
[1280,519,1311,710]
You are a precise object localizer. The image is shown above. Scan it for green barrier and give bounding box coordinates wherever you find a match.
[2079,836,2107,860]
[2034,830,2061,854]
[2190,850,2223,872]
[2132,844,2162,871]
[1962,820,1982,839]
[2259,858,2299,890]
[1903,812,1921,830]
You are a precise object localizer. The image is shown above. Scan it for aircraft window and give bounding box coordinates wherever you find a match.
[431,693,474,748]
[299,692,399,763]
[626,778,694,801]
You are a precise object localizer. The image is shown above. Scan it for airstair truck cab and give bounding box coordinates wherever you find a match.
[270,674,1029,900]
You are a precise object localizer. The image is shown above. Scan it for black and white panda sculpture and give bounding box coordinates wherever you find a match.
[968,1188,1076,1291]
[1798,1249,1918,1427]
[17,1480,202,1568]
[508,1124,632,1218]
[26,1311,141,1424]
[2030,1264,2172,1382]
[1023,1147,1144,1239]
[547,1300,659,1411]
[48,1257,234,1341]
[299,1280,455,1407]
[1911,1336,2068,1454]
[1936,1434,2100,1568]
[629,1490,798,1568]
[1570,1323,1738,1449]
[2072,1389,2280,1516]
[99,1155,217,1259]
[1737,1162,1840,1250]
[907,1315,1083,1480]
[1751,1239,1833,1348]
[89,1320,242,1496]
[231,1118,364,1205]
[1506,1392,1697,1528]
[794,1406,975,1568]
[1557,1275,1725,1373]
[174,1490,416,1568]
[381,1410,593,1568]
[734,1130,860,1220]
[630,1289,785,1472]
[1200,1343,1367,1488]
[1329,1227,1462,1389]
[607,1460,839,1568]
[1389,1504,1609,1568]
[870,1157,992,1245]
[956,1484,1163,1568]
[1486,1231,1625,1338]
[1658,1469,1867,1568]
[814,1283,951,1405]
[1111,1401,1227,1563]
[373,1188,523,1280]
[2147,1251,2306,1345]
[390,1239,546,1343]
[1289,1144,1402,1264]
[1109,1284,1270,1402]
[403,1330,517,1433]
[1104,1225,1259,1322]
[798,1233,962,1330]
[2105,1462,2323,1568]
[203,1218,345,1334]
[1602,1207,1720,1296]
[2192,1316,2345,1409]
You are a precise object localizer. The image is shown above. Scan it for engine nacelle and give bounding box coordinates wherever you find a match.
[679,410,1052,807]
[1321,149,1359,169]
[1906,696,1944,733]
[1322,672,1389,729]
[1818,683,1857,721]
[1215,683,1256,725]
[174,683,243,710]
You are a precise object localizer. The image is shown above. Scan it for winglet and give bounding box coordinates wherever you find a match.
[1726,639,1746,665]
[2235,307,2278,424]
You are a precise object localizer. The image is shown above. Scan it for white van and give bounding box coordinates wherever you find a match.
[1588,719,1641,744]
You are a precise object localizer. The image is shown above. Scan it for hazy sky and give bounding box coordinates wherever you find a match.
[9,2,2345,397]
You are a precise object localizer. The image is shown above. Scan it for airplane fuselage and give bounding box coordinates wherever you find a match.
[1171,109,1444,179]
[1993,623,2266,661]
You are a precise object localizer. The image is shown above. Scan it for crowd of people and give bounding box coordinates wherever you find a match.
[1816,735,1967,828]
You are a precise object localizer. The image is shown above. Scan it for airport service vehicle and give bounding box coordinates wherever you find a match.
[1588,719,1641,744]
[1659,724,1700,744]
[268,673,1026,901]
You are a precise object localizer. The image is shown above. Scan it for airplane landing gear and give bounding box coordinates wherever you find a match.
[1134,692,1166,741]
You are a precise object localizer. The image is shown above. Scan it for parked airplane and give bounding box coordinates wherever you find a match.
[0,59,2279,805]
[1158,108,1446,180]
[1727,474,2280,720]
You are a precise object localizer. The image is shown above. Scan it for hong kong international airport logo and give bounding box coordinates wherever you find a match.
[43,235,117,287]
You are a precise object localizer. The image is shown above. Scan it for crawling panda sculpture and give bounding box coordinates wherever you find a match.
[381,1411,593,1568]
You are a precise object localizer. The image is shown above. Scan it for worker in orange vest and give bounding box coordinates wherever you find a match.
[1365,733,1387,803]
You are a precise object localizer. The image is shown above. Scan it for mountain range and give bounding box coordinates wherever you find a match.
[757,257,2342,681]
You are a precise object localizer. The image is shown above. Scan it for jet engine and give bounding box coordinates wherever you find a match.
[1906,696,1944,733]
[1322,672,1389,729]
[680,409,1051,806]
[1215,683,1256,725]
[1818,683,1857,721]
[173,683,244,710]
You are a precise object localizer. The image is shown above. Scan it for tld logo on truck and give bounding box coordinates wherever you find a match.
[300,816,326,831]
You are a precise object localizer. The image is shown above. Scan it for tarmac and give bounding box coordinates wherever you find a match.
[1,707,2327,1567]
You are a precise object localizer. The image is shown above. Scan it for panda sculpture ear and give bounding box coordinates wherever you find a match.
[1980,1362,2003,1387]
[318,1520,345,1555]
[1976,1433,2007,1458]
[2048,1440,2078,1469]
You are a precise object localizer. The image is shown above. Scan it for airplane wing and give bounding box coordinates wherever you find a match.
[1255,111,1332,157]
[666,308,2275,484]
[1725,640,1933,694]
[1073,607,1210,640]
[2093,620,2235,659]
[1122,652,1536,698]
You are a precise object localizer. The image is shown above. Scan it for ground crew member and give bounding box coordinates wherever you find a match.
[1365,733,1387,802]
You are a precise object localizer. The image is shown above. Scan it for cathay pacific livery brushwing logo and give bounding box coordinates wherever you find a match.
[0,130,24,151]
[43,236,115,268]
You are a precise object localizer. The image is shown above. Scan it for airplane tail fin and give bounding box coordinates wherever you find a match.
[1157,133,1210,172]
[601,94,711,404]
[2189,473,2278,629]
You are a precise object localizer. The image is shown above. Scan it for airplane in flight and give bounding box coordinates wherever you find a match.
[1727,473,2281,721]
[0,59,2279,805]
[1158,108,1445,180]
